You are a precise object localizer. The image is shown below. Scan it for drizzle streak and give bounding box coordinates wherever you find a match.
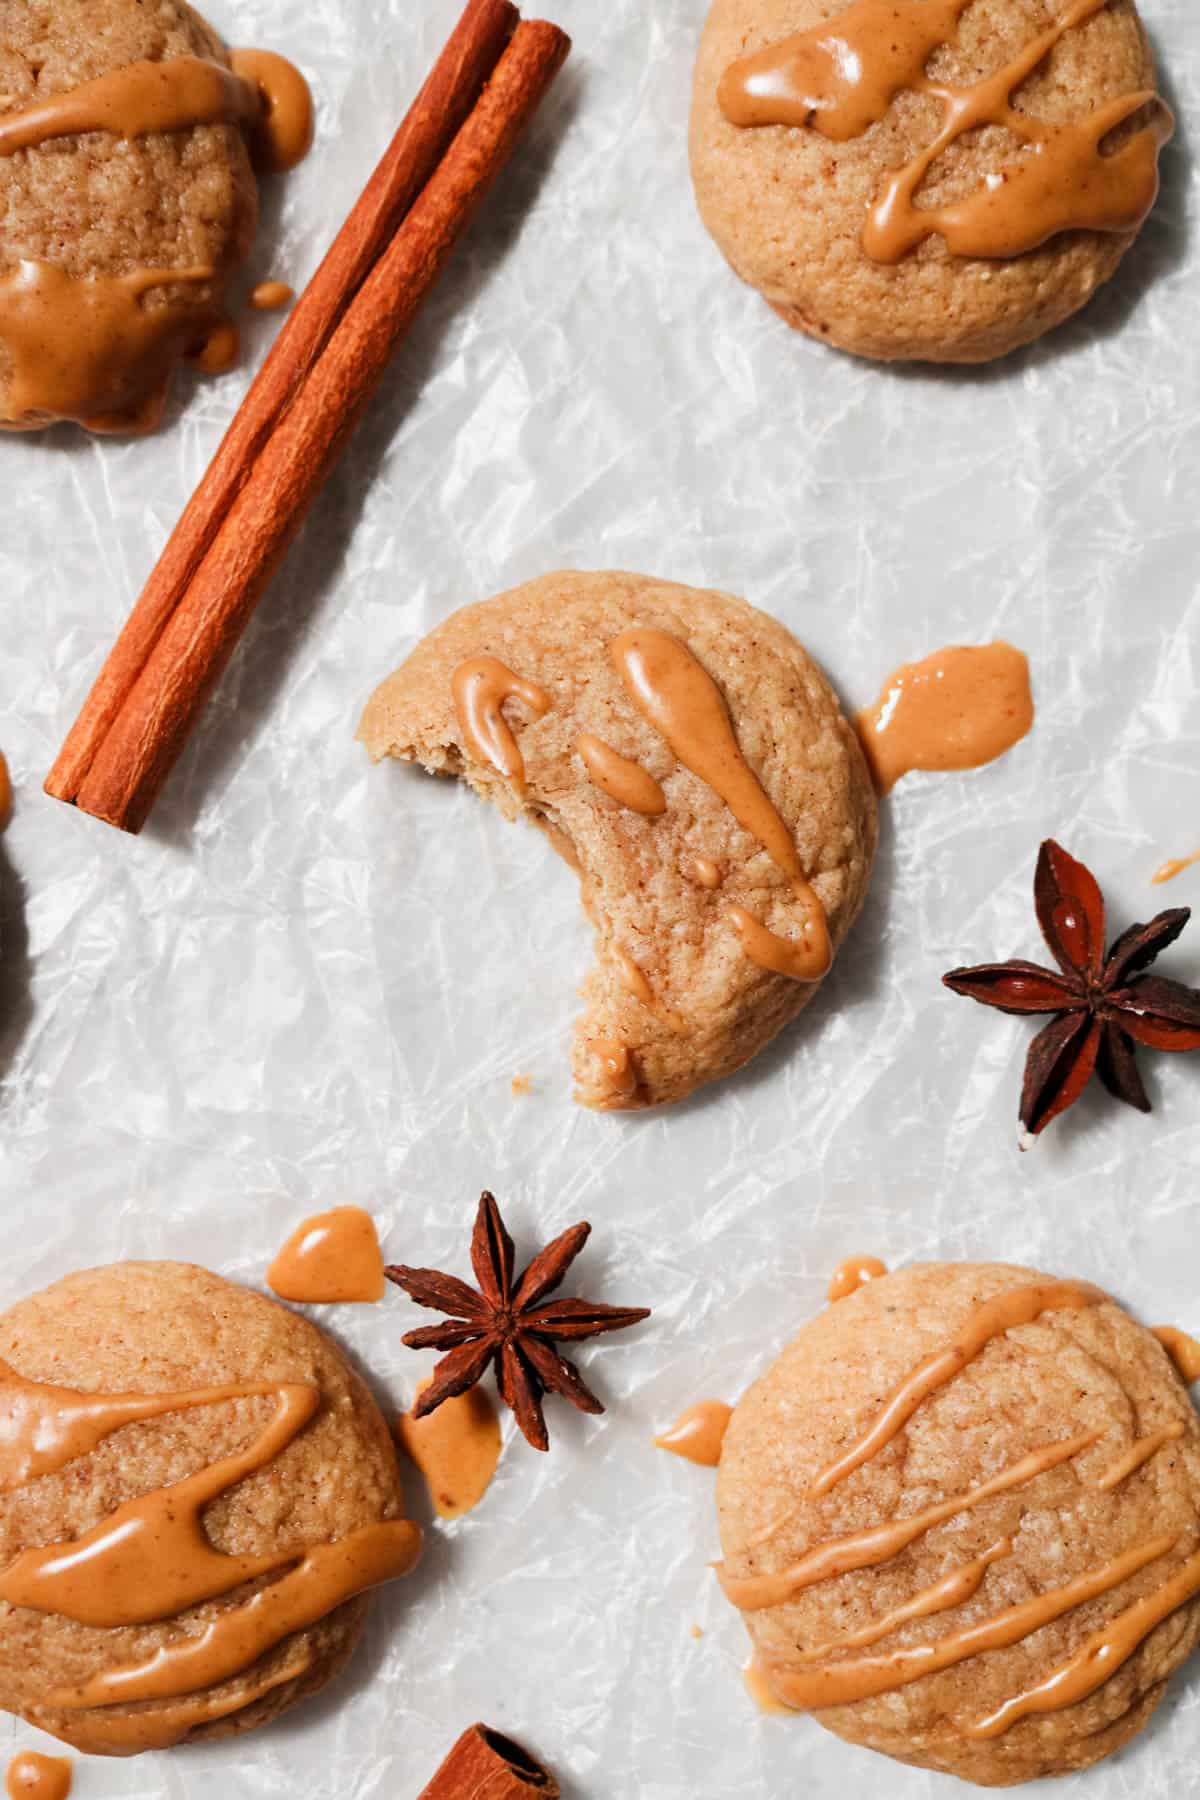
[828,1256,888,1303]
[795,1539,1012,1659]
[610,629,831,981]
[4,1755,70,1800]
[577,732,666,815]
[718,0,1171,264]
[0,56,261,155]
[267,1205,385,1304]
[451,657,551,793]
[1096,1422,1186,1492]
[1153,851,1200,886]
[614,947,656,1009]
[229,49,315,173]
[858,643,1034,795]
[1153,1326,1200,1384]
[655,1401,732,1468]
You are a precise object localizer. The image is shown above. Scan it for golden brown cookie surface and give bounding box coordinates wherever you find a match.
[690,0,1167,363]
[717,1262,1200,1784]
[0,0,259,431]
[0,1261,416,1755]
[359,570,877,1111]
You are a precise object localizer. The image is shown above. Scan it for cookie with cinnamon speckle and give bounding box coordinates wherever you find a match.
[718,1261,1200,1783]
[358,570,876,1110]
[690,0,1170,362]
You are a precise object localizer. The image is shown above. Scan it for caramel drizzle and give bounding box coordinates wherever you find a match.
[810,1279,1104,1498]
[654,1401,733,1468]
[1096,1421,1185,1492]
[614,946,656,1009]
[687,858,723,890]
[794,1538,1012,1659]
[1153,851,1200,886]
[968,1542,1200,1738]
[720,1428,1099,1611]
[769,1534,1176,1711]
[828,1256,888,1303]
[1153,1325,1200,1384]
[577,732,666,815]
[610,629,831,982]
[719,0,1171,264]
[230,49,315,174]
[5,1753,71,1800]
[398,1381,502,1521]
[0,261,217,432]
[267,1204,385,1305]
[451,657,551,794]
[0,56,259,157]
[857,644,1034,795]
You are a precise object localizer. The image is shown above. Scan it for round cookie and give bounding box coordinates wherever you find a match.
[0,1261,420,1755]
[717,1262,1200,1784]
[358,570,877,1111]
[0,0,259,431]
[690,0,1170,363]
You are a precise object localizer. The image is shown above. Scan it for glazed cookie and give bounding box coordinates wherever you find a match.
[0,1262,421,1755]
[717,1262,1200,1784]
[690,0,1172,362]
[359,571,877,1111]
[0,0,309,431]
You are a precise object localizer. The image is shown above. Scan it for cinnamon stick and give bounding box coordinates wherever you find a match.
[45,0,522,810]
[417,1724,560,1798]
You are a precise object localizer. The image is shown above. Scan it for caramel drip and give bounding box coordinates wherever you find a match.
[267,1205,385,1304]
[229,50,314,173]
[586,1038,640,1106]
[0,1384,321,1625]
[1096,1422,1186,1492]
[250,279,295,312]
[828,1256,888,1303]
[744,1655,793,1713]
[4,1755,70,1800]
[0,261,217,432]
[970,1543,1200,1738]
[611,628,831,981]
[0,56,259,156]
[654,1401,733,1468]
[614,947,656,1009]
[719,1429,1098,1612]
[51,1518,421,1710]
[687,858,723,890]
[190,318,239,375]
[810,1280,1104,1498]
[1153,1326,1200,1384]
[59,1658,303,1753]
[1153,851,1200,885]
[577,732,666,815]
[768,1534,1175,1711]
[795,1538,1012,1659]
[857,644,1034,795]
[451,656,551,792]
[397,1381,502,1520]
[719,0,1170,264]
[0,1359,288,1494]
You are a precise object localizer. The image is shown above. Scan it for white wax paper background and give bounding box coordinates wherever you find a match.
[0,0,1198,1792]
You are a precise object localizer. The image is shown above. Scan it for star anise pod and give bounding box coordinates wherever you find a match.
[385,1192,651,1451]
[943,840,1200,1146]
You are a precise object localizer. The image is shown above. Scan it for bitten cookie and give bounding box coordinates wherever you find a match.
[690,0,1172,363]
[359,571,877,1111]
[0,0,282,431]
[0,1262,421,1755]
[717,1262,1200,1784]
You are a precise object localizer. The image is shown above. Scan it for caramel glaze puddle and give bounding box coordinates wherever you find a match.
[577,732,666,815]
[857,644,1033,794]
[230,49,315,174]
[655,1401,732,1468]
[267,1205,385,1304]
[719,1278,1200,1734]
[1153,851,1200,885]
[5,1754,71,1800]
[397,1381,502,1520]
[611,629,831,983]
[827,1256,888,1303]
[250,279,295,312]
[0,1358,420,1745]
[1153,1326,1200,1384]
[718,0,1172,264]
[452,656,551,795]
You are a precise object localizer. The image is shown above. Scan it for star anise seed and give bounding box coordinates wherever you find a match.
[943,840,1200,1146]
[385,1192,651,1451]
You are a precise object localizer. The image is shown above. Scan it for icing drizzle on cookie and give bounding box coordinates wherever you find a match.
[718,0,1172,263]
[0,1361,420,1747]
[610,629,831,983]
[718,1279,1200,1733]
[452,657,552,793]
[1153,1325,1200,1383]
[578,733,667,815]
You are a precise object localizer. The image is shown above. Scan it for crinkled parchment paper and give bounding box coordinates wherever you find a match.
[0,0,1199,1792]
